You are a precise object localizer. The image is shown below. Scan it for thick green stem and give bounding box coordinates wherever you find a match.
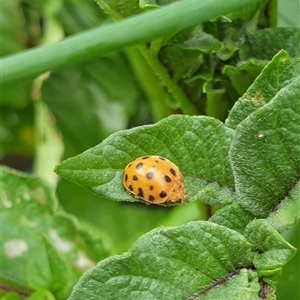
[1,0,263,85]
[125,47,173,121]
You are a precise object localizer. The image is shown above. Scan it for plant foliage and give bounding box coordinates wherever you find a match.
[1,0,299,299]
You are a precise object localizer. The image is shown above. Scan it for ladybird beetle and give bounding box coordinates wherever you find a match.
[122,156,186,205]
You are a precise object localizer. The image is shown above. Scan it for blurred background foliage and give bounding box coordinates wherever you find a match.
[1,0,299,298]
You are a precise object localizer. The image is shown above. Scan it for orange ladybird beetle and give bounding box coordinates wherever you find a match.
[122,155,186,205]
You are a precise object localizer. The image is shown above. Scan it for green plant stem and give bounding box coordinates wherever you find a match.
[95,0,175,119]
[94,0,122,20]
[97,0,196,116]
[137,44,198,115]
[125,47,173,121]
[1,0,263,85]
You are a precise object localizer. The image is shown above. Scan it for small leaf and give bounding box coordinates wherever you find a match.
[222,65,254,96]
[229,77,300,220]
[55,115,235,206]
[181,32,223,54]
[209,203,255,232]
[98,0,142,17]
[68,221,256,300]
[226,50,298,129]
[244,220,297,271]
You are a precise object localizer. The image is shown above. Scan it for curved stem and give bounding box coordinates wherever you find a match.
[137,44,198,115]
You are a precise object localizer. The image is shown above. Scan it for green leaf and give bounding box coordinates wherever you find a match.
[209,203,255,232]
[1,0,24,56]
[55,115,235,206]
[0,167,109,298]
[226,50,298,129]
[244,220,297,273]
[267,180,300,232]
[0,0,31,108]
[0,176,73,298]
[25,289,55,300]
[229,76,300,221]
[68,221,257,300]
[181,31,223,53]
[97,0,142,18]
[222,65,254,96]
[236,58,265,79]
[58,0,107,35]
[240,28,300,62]
[158,29,204,82]
[42,54,139,156]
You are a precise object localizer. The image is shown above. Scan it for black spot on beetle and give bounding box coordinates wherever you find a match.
[149,185,154,191]
[142,156,149,159]
[149,195,155,201]
[136,163,143,170]
[146,172,154,179]
[170,168,176,176]
[133,175,138,181]
[164,175,172,183]
[159,157,166,161]
[124,174,128,181]
[159,191,167,198]
[128,185,133,191]
[138,188,144,198]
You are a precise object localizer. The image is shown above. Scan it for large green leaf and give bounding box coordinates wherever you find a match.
[55,115,235,206]
[0,167,109,298]
[226,50,298,129]
[229,77,300,221]
[68,221,258,300]
[239,28,300,62]
[42,54,140,157]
